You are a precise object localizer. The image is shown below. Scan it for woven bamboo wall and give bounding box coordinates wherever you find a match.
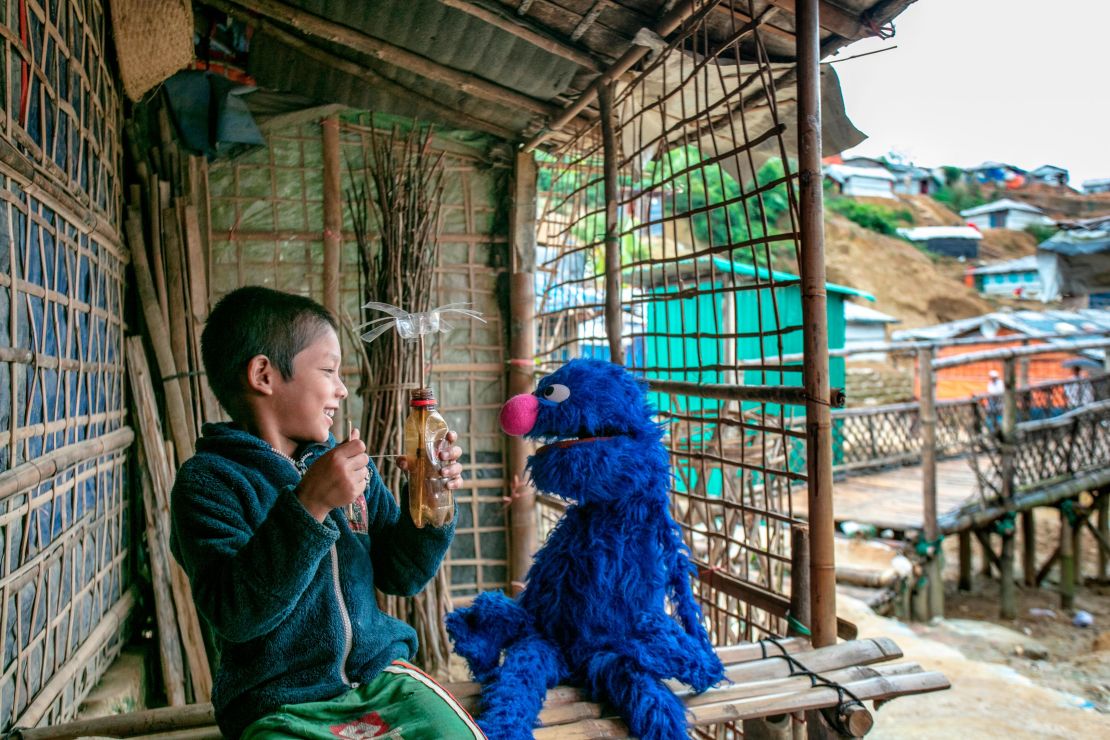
[206,116,512,599]
[0,0,130,729]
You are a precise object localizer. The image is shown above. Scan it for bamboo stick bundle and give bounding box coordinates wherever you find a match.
[346,120,451,675]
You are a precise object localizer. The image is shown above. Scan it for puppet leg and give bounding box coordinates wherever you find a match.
[631,612,724,693]
[446,591,529,683]
[585,649,689,740]
[477,633,565,740]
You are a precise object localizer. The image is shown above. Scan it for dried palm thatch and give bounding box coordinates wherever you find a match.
[346,120,453,675]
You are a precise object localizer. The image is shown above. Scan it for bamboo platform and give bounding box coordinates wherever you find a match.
[18,638,948,739]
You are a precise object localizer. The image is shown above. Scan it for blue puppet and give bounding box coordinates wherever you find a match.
[446,359,724,740]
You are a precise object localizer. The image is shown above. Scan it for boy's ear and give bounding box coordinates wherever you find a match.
[245,354,277,395]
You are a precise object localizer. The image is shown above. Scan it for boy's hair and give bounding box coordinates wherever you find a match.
[201,286,338,417]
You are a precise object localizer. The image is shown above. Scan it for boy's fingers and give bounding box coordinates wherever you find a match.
[439,445,463,462]
[445,430,458,444]
[441,462,463,479]
[338,438,367,456]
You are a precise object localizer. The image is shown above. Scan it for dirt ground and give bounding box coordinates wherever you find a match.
[852,509,1110,737]
[824,213,991,329]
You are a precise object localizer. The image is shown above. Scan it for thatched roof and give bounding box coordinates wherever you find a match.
[199,0,914,145]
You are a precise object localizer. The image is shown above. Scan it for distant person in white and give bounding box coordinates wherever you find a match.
[986,369,1004,397]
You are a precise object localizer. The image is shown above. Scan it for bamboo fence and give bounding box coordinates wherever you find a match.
[534,0,817,660]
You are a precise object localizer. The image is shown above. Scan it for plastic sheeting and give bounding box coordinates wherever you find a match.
[1037,221,1110,301]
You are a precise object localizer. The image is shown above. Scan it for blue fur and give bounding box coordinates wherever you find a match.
[447,359,724,739]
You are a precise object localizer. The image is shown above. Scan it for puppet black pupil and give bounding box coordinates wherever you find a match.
[544,388,553,396]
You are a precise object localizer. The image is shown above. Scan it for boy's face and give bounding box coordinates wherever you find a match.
[270,327,347,448]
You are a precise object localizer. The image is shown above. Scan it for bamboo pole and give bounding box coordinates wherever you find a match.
[322,116,344,434]
[0,428,132,498]
[789,525,811,637]
[1060,507,1075,610]
[999,359,1017,620]
[180,202,219,422]
[15,705,216,740]
[918,347,942,619]
[508,150,537,592]
[125,209,194,464]
[127,337,212,702]
[958,530,972,591]
[1022,509,1037,586]
[598,82,624,366]
[1099,489,1110,580]
[162,204,197,442]
[1000,526,1016,620]
[136,437,188,706]
[15,589,137,726]
[438,0,603,70]
[795,0,835,649]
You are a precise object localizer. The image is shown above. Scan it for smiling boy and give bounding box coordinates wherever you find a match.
[170,286,482,739]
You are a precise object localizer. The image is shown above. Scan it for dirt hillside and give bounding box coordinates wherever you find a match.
[824,213,990,330]
[978,228,1040,260]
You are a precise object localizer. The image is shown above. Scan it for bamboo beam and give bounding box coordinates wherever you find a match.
[648,378,843,408]
[958,530,972,591]
[0,427,132,500]
[524,0,703,151]
[321,117,344,433]
[938,468,1110,533]
[439,0,603,70]
[763,0,869,40]
[15,589,137,726]
[598,82,624,366]
[508,150,538,591]
[795,0,835,650]
[917,347,941,619]
[212,0,561,119]
[932,338,1110,370]
[15,704,217,740]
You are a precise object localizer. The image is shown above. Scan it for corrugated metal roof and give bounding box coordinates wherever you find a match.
[970,255,1039,275]
[898,226,983,241]
[959,198,1044,217]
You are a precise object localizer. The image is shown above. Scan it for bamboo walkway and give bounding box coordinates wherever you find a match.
[792,459,979,535]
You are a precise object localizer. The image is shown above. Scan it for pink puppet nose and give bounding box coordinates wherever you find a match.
[500,394,539,436]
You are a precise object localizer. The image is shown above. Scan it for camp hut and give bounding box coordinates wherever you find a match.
[884,162,941,196]
[824,162,896,198]
[1029,164,1069,187]
[1037,216,1110,305]
[844,301,901,360]
[0,0,949,733]
[1082,177,1110,194]
[960,198,1051,230]
[898,225,983,258]
[971,255,1043,298]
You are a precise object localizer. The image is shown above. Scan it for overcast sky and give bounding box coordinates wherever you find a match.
[832,0,1109,186]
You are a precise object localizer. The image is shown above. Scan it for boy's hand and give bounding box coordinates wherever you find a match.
[397,430,466,490]
[296,429,371,522]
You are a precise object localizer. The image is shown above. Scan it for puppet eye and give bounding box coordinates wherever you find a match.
[541,384,571,403]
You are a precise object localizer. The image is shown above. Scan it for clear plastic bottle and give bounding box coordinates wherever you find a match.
[403,387,453,528]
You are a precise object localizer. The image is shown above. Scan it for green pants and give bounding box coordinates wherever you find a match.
[241,660,484,739]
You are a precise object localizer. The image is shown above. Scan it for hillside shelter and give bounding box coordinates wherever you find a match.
[897,225,982,258]
[844,301,900,360]
[971,255,1042,298]
[1037,216,1110,303]
[824,162,895,198]
[1029,164,1069,187]
[960,198,1051,230]
[1082,178,1110,194]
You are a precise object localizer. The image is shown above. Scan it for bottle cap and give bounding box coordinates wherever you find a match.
[409,387,437,407]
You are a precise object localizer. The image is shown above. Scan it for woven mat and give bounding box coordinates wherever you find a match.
[110,0,195,101]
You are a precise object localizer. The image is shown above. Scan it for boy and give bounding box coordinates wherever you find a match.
[170,286,482,739]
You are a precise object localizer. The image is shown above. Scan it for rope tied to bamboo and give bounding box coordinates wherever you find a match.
[993,512,1016,536]
[757,637,865,735]
[915,534,945,559]
[1060,500,1079,527]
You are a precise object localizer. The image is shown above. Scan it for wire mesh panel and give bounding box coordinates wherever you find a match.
[206,118,511,598]
[535,0,815,644]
